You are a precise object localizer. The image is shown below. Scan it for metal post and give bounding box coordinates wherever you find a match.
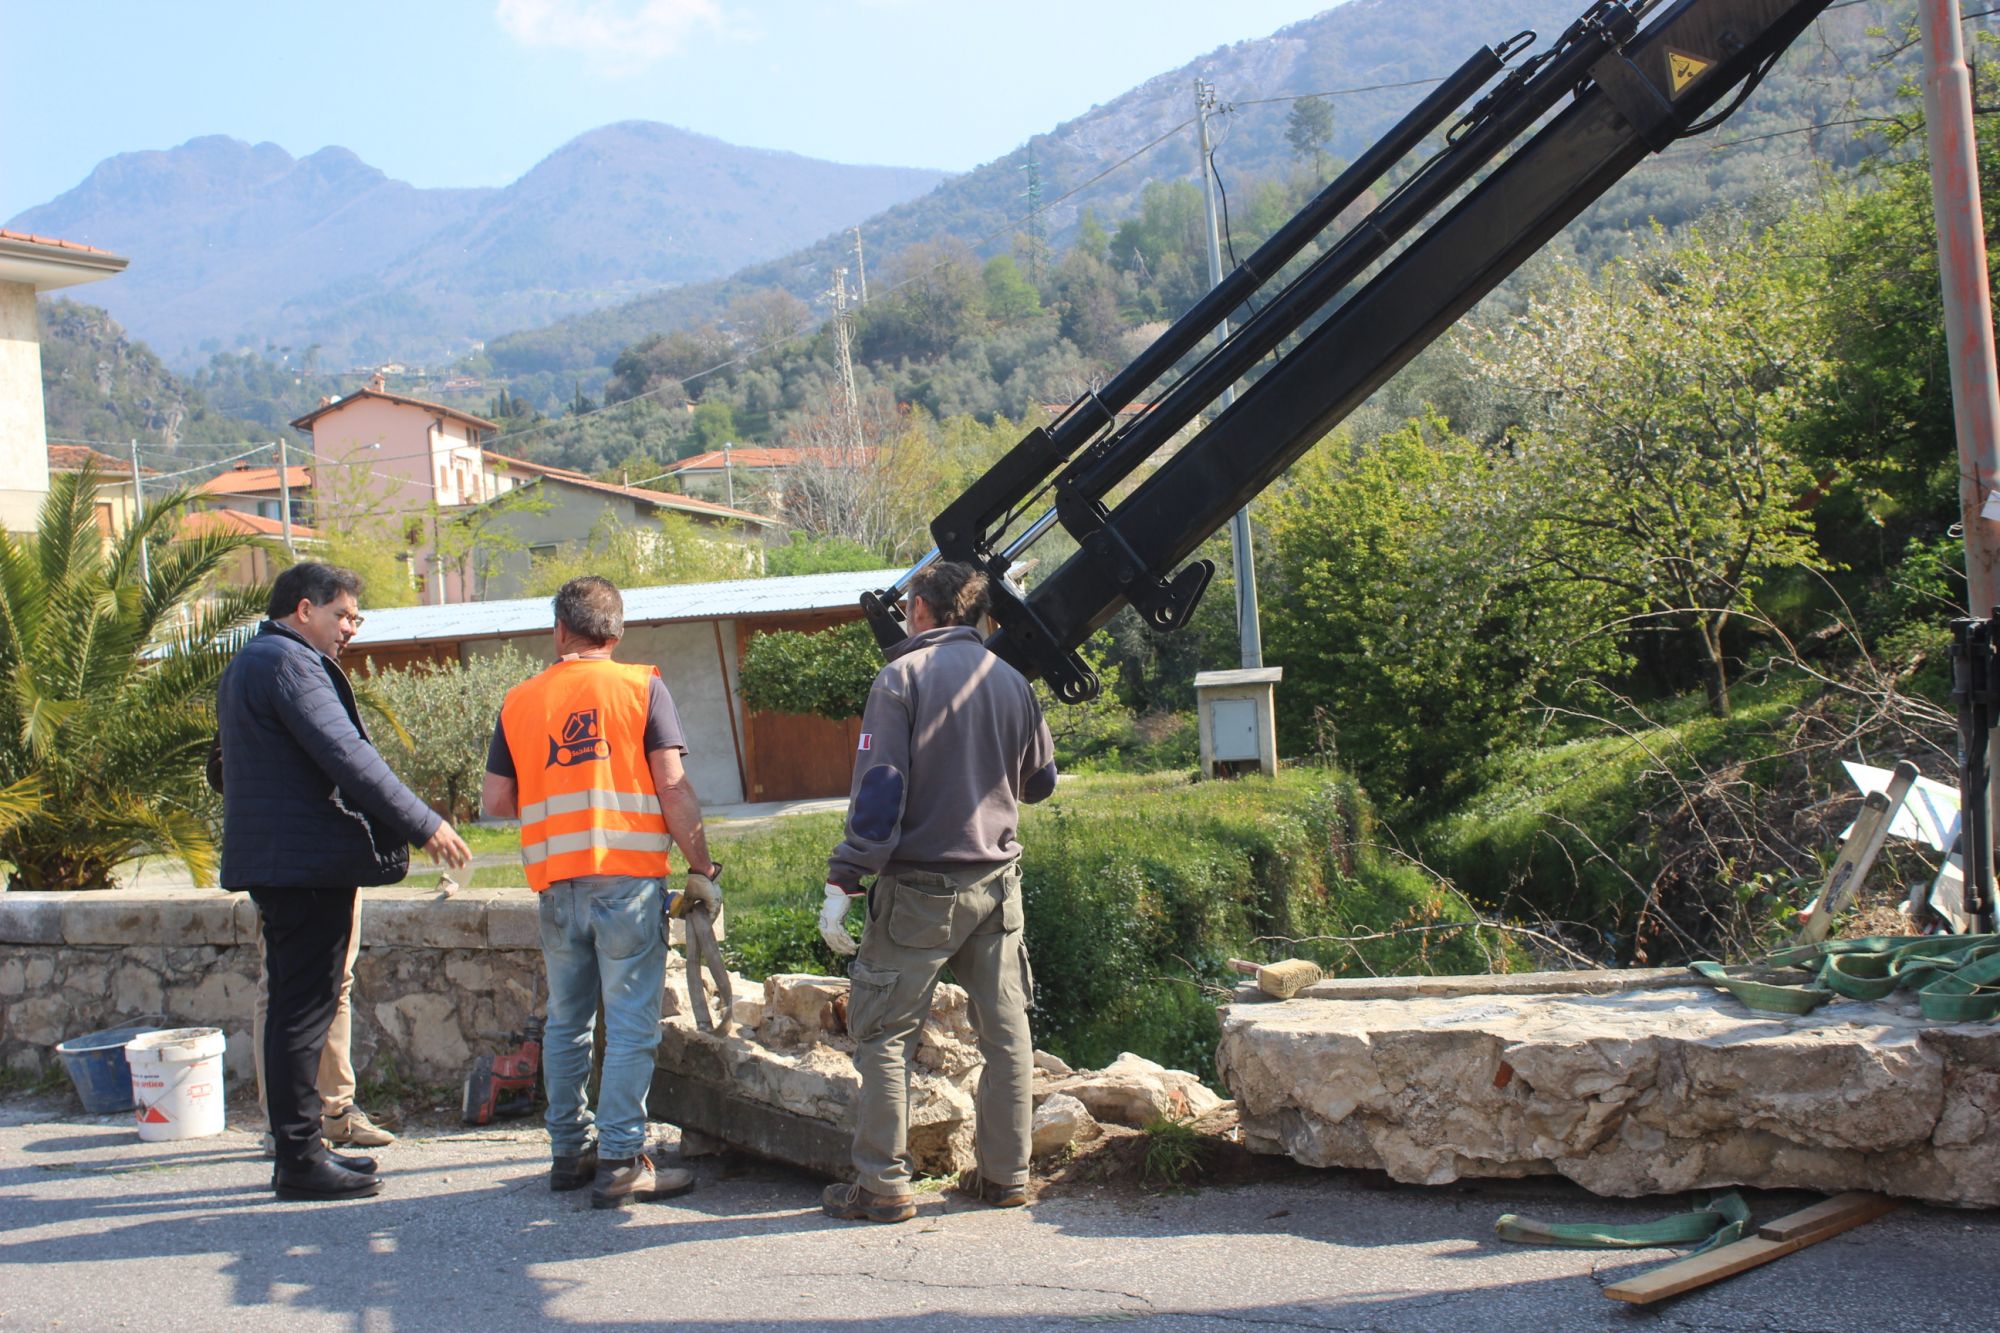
[128,438,150,583]
[276,438,296,558]
[1197,78,1263,669]
[1922,0,2000,931]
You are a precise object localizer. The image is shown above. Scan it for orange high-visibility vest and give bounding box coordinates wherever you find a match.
[499,658,672,891]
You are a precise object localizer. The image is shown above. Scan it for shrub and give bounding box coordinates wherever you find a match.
[368,648,537,822]
[738,621,879,720]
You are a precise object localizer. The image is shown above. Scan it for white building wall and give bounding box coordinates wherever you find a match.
[0,281,51,532]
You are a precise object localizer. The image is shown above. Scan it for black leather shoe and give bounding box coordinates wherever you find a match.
[272,1158,384,1201]
[329,1150,378,1174]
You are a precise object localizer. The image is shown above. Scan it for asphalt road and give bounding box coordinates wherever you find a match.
[1,1103,1993,1331]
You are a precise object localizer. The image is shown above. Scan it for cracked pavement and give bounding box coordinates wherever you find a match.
[0,1103,1993,1331]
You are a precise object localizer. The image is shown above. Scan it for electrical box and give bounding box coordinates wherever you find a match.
[1192,667,1282,779]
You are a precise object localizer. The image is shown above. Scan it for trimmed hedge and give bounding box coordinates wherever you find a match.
[716,770,1504,1081]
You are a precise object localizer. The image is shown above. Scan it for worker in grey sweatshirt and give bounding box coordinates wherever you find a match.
[818,560,1057,1223]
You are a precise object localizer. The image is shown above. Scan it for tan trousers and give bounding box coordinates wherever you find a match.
[847,863,1034,1195]
[253,890,362,1116]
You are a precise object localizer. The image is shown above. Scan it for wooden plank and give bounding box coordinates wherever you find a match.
[1794,760,1916,945]
[1756,1191,1894,1242]
[1604,1194,1898,1305]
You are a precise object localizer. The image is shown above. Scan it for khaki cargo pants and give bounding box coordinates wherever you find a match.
[848,862,1034,1196]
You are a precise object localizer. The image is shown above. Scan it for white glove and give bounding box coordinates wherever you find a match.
[820,882,860,956]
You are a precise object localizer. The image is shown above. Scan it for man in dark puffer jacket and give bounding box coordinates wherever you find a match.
[218,562,470,1201]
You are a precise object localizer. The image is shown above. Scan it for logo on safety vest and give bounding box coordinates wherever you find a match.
[546,708,612,768]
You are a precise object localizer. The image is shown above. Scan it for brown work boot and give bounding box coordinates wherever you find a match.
[953,1169,1028,1208]
[590,1154,694,1209]
[821,1181,918,1223]
[550,1143,598,1192]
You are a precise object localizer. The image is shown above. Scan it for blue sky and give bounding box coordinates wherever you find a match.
[1,0,1343,221]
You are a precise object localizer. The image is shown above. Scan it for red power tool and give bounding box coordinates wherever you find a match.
[461,1014,544,1125]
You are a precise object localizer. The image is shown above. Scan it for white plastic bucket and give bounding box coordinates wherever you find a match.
[125,1027,227,1142]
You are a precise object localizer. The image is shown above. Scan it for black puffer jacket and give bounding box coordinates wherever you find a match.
[217,620,440,889]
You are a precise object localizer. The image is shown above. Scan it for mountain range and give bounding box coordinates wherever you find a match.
[9,125,946,370]
[16,0,1915,387]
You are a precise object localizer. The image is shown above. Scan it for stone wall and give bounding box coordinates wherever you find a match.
[0,887,544,1087]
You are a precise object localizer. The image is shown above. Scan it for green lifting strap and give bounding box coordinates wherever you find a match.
[1692,935,2000,1021]
[1496,1191,1752,1253]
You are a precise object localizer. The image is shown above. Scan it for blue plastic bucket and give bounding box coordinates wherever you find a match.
[54,1023,163,1114]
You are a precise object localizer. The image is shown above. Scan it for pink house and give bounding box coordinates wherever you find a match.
[289,375,519,602]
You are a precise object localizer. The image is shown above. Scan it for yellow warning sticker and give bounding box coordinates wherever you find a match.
[1667,49,1714,97]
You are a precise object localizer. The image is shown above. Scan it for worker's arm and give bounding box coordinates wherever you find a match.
[481,771,519,820]
[649,744,716,878]
[826,678,911,892]
[481,713,520,819]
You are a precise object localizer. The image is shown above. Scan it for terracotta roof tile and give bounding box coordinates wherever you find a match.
[667,446,876,473]
[289,386,498,433]
[47,444,158,476]
[0,228,120,258]
[178,509,319,540]
[520,471,779,527]
[195,465,314,495]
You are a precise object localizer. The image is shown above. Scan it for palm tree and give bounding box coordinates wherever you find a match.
[0,464,264,889]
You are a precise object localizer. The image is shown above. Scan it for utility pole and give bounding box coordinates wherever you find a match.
[829,268,864,453]
[1923,0,2000,932]
[1020,144,1047,286]
[276,438,296,559]
[852,228,868,306]
[1197,78,1263,669]
[723,441,735,509]
[128,438,150,583]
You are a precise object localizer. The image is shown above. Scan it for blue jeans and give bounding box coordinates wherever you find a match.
[538,874,666,1161]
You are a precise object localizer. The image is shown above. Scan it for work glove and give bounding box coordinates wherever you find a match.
[673,863,723,920]
[820,882,861,956]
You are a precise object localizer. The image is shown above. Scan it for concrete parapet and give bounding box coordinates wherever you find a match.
[1218,979,2000,1208]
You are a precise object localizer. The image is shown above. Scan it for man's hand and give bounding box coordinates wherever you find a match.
[683,863,723,912]
[424,821,471,869]
[819,882,860,956]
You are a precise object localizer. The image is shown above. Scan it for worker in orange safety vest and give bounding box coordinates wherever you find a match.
[483,575,719,1210]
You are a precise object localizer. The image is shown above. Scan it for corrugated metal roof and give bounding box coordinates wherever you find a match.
[350,567,904,648]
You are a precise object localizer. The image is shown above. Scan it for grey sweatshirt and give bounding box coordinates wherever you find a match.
[827,625,1057,890]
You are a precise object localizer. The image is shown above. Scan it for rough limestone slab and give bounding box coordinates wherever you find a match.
[1296,966,1690,1002]
[651,965,982,1180]
[1217,983,2000,1208]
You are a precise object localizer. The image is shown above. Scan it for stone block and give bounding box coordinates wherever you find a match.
[0,896,63,945]
[485,894,542,949]
[761,974,849,1044]
[1031,1092,1098,1157]
[373,992,472,1082]
[362,895,488,950]
[1218,982,2000,1208]
[60,893,237,946]
[1055,1052,1221,1127]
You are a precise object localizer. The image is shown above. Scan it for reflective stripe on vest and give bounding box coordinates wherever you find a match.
[499,658,673,891]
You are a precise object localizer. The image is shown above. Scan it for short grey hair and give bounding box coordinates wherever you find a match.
[554,575,623,645]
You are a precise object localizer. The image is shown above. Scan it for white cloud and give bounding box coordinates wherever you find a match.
[494,0,727,72]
